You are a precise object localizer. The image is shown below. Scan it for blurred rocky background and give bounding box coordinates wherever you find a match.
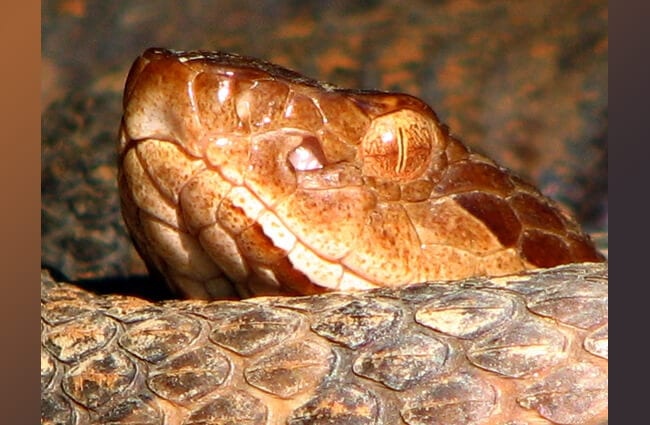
[42,0,607,282]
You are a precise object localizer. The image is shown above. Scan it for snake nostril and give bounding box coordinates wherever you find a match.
[288,136,327,171]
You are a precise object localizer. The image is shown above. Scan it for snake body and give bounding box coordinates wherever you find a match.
[41,49,608,424]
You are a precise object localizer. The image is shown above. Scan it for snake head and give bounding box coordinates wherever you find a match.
[118,48,604,299]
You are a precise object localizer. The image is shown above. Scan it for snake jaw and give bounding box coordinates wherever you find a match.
[118,48,604,300]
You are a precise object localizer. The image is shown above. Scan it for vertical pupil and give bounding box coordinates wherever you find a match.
[396,127,406,174]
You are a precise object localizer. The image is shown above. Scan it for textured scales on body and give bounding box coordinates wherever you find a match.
[41,263,608,425]
[118,48,604,300]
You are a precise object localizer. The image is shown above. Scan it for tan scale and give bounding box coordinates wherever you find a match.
[119,48,605,301]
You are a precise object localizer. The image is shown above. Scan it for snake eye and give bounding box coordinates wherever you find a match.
[288,136,326,171]
[360,109,439,180]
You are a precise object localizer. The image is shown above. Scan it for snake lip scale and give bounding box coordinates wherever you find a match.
[41,48,608,425]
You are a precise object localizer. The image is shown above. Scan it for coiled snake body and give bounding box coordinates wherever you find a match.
[41,49,608,424]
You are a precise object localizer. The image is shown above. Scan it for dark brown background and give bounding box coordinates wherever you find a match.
[41,1,608,287]
[42,0,609,230]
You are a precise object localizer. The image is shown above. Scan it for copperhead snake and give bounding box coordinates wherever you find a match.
[41,48,608,424]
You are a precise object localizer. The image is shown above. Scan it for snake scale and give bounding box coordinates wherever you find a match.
[41,49,608,424]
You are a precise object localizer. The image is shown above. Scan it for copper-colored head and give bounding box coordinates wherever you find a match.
[118,48,604,299]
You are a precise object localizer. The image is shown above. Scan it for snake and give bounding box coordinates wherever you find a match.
[41,48,608,425]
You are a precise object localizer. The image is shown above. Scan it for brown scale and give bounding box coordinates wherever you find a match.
[119,48,604,299]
